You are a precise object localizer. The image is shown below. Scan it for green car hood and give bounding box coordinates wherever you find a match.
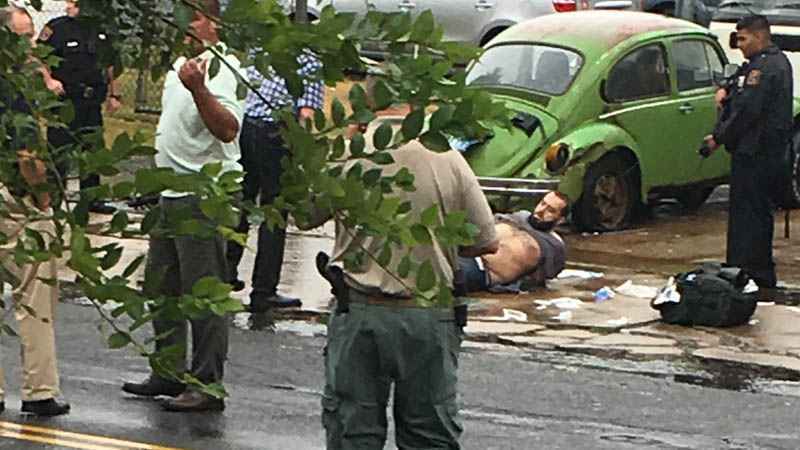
[464,97,559,178]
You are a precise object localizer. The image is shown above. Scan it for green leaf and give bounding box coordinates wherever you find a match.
[416,260,436,292]
[420,131,451,151]
[236,81,249,101]
[373,122,393,150]
[122,254,146,278]
[410,224,432,244]
[370,152,394,165]
[350,132,365,157]
[430,104,455,131]
[401,109,425,140]
[421,205,439,227]
[331,136,346,159]
[398,255,412,278]
[332,99,346,127]
[174,2,193,31]
[372,80,393,110]
[208,56,221,80]
[314,108,327,131]
[108,332,132,349]
[377,245,392,267]
[410,10,435,43]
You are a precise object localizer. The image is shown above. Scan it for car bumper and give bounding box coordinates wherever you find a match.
[477,176,560,198]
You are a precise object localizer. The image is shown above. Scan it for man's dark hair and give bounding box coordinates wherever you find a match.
[736,15,771,35]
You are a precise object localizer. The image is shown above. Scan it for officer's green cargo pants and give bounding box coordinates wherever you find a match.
[322,302,462,450]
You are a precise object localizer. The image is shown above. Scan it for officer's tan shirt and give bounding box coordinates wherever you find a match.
[329,141,496,297]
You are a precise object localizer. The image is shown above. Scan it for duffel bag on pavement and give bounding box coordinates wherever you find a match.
[650,262,758,327]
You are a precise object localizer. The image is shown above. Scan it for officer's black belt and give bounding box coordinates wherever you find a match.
[347,289,457,315]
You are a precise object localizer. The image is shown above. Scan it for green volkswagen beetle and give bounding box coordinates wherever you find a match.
[461,10,800,231]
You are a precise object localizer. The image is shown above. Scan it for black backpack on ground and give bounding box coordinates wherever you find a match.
[651,262,757,327]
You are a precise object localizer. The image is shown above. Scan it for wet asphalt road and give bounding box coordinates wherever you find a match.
[0,301,797,449]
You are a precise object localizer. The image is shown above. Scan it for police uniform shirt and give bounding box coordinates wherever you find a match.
[713,44,793,155]
[38,16,111,93]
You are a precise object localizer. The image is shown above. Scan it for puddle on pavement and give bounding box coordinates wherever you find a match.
[523,350,800,400]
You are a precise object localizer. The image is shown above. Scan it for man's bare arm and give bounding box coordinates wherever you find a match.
[17,150,50,211]
[179,59,239,143]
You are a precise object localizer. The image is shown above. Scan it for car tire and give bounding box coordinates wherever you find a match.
[676,186,714,212]
[774,132,800,209]
[573,154,638,232]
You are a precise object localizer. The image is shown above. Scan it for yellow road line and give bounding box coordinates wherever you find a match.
[0,429,118,450]
[0,421,185,450]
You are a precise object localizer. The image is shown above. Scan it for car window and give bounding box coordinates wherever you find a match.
[674,40,716,91]
[466,44,583,96]
[704,42,725,84]
[606,45,670,102]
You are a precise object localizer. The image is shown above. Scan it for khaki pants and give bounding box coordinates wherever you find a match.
[0,193,60,402]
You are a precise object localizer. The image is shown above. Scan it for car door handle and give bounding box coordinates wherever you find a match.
[398,1,416,10]
[678,103,694,114]
[475,0,493,10]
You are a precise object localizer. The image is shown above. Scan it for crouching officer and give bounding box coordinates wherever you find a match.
[704,15,793,289]
[38,0,119,214]
[300,136,498,447]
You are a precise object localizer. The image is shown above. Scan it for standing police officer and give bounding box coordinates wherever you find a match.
[705,15,793,288]
[38,0,118,214]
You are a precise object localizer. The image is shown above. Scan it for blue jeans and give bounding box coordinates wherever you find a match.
[457,257,489,293]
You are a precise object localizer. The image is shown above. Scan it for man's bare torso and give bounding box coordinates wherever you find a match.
[481,222,540,284]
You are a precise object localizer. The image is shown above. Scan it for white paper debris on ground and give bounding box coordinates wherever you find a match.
[787,306,800,314]
[615,280,659,299]
[757,302,776,307]
[557,269,604,280]
[652,277,681,306]
[607,317,629,327]
[554,311,573,322]
[502,309,528,322]
[749,319,760,326]
[743,280,759,294]
[534,298,583,310]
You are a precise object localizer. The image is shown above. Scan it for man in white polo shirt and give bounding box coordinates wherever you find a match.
[121,0,244,413]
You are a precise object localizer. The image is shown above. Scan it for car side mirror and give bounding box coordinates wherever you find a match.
[729,31,738,49]
[723,63,739,78]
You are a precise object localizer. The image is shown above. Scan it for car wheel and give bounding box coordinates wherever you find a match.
[676,187,714,212]
[574,155,638,232]
[774,132,800,209]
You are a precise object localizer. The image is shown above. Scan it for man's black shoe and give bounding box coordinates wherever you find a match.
[248,294,302,312]
[230,279,246,292]
[122,376,185,397]
[162,390,224,413]
[0,401,5,414]
[21,398,70,416]
[88,201,116,215]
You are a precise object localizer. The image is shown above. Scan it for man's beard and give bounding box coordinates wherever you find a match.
[528,215,557,232]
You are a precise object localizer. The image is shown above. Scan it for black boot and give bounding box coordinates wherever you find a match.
[122,376,185,397]
[21,398,70,416]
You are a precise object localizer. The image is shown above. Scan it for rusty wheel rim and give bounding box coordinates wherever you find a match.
[593,173,628,230]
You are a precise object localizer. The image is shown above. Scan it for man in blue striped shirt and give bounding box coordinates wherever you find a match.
[226,52,324,311]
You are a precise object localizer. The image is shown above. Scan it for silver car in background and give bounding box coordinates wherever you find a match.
[330,0,560,46]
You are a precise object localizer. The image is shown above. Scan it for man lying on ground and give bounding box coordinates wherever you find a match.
[459,191,568,293]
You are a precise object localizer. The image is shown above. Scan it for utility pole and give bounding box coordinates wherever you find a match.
[295,0,308,23]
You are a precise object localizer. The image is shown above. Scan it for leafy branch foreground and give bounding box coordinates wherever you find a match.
[0,0,511,397]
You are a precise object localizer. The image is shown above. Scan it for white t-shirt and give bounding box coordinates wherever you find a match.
[155,44,245,197]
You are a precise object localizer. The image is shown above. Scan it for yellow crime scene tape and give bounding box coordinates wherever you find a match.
[0,421,185,450]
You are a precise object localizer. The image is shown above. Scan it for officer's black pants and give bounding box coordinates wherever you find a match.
[727,152,777,287]
[46,98,103,195]
[225,117,289,301]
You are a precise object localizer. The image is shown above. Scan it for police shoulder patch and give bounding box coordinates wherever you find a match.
[38,25,53,42]
[746,69,762,86]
